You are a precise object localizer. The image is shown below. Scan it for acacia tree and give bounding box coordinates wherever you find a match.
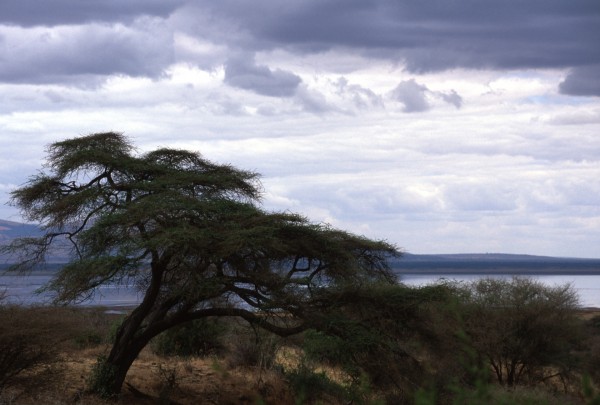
[3,132,399,397]
[458,277,581,387]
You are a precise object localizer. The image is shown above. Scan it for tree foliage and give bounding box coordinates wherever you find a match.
[300,282,459,402]
[457,277,582,387]
[2,132,399,397]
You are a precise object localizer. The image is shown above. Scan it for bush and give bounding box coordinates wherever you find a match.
[456,277,582,387]
[582,315,600,384]
[73,330,104,348]
[87,355,117,400]
[302,328,362,378]
[226,326,279,369]
[286,364,349,404]
[152,318,227,357]
[299,283,458,399]
[0,305,61,389]
[486,385,580,405]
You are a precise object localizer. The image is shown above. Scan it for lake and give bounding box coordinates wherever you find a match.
[400,274,600,308]
[0,273,142,307]
[2,271,600,308]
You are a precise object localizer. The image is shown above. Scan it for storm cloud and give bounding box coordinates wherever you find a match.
[184,0,600,95]
[0,20,173,84]
[0,0,598,95]
[224,55,302,97]
[559,65,600,96]
[0,0,183,26]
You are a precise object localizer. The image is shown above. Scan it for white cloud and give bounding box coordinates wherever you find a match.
[0,1,599,258]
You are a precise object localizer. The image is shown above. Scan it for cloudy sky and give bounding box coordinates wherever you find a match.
[0,0,599,258]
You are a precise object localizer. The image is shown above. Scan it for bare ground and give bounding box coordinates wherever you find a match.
[2,345,296,405]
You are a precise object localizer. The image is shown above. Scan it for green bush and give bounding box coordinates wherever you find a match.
[296,283,461,401]
[152,318,227,357]
[87,355,117,399]
[302,328,362,378]
[74,330,103,348]
[286,364,348,404]
[107,315,126,344]
[456,277,582,387]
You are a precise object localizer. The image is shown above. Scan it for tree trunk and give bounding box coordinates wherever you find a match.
[507,360,516,387]
[88,323,151,398]
[106,337,148,397]
[87,291,306,397]
[90,306,158,398]
[90,262,166,397]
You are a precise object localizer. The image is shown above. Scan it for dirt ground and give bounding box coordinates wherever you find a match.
[0,305,304,404]
[2,345,296,405]
[577,307,600,321]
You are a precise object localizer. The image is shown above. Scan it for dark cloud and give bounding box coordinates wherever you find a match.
[559,65,600,96]
[0,22,173,84]
[224,55,302,97]
[0,0,183,26]
[1,1,599,95]
[191,0,600,95]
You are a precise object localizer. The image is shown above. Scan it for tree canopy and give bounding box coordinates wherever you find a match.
[456,277,581,387]
[3,132,400,396]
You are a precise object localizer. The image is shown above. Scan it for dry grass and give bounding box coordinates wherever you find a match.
[0,307,296,405]
[2,347,295,405]
[578,308,600,321]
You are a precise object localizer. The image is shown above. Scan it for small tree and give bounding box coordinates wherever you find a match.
[458,277,582,387]
[2,132,399,397]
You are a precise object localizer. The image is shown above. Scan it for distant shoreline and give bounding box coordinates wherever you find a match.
[395,269,600,275]
[392,255,600,275]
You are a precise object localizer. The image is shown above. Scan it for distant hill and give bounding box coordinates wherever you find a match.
[393,253,600,275]
[3,219,600,274]
[0,219,69,264]
[0,219,41,241]
[399,252,600,261]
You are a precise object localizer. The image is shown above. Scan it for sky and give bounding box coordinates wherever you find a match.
[0,0,599,258]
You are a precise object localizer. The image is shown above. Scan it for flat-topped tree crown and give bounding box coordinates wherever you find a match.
[3,132,399,397]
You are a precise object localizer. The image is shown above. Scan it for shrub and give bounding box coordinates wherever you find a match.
[456,277,582,387]
[302,328,362,378]
[226,327,279,369]
[107,315,126,344]
[152,318,227,357]
[155,363,180,405]
[299,283,459,399]
[87,355,117,400]
[583,315,600,384]
[286,364,348,404]
[486,385,580,405]
[74,330,104,348]
[0,304,61,389]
